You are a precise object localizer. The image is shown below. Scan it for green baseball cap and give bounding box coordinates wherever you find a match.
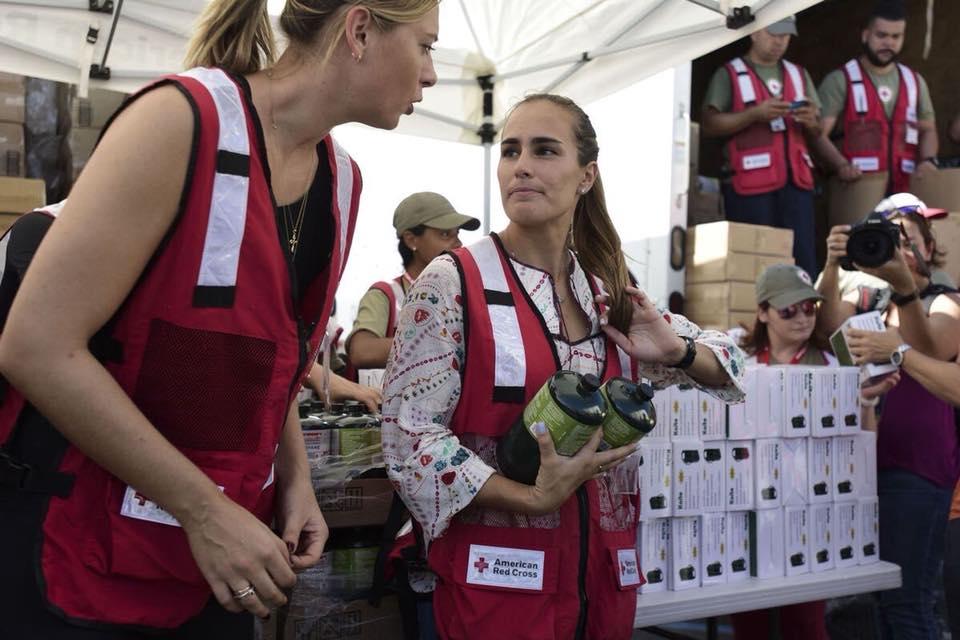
[755,263,823,309]
[393,192,480,237]
[766,15,798,36]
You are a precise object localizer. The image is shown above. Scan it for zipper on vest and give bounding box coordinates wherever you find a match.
[574,485,589,640]
[281,250,310,404]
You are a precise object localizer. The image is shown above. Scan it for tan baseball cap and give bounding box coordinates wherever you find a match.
[393,192,480,237]
[755,264,822,308]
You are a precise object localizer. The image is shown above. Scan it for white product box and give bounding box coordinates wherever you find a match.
[726,440,755,511]
[749,509,785,579]
[701,513,728,586]
[811,368,840,437]
[669,385,700,440]
[637,518,670,592]
[856,431,878,498]
[859,497,880,564]
[807,437,833,504]
[701,443,726,513]
[754,439,782,510]
[784,506,811,576]
[638,442,672,519]
[646,381,672,441]
[782,367,813,437]
[752,367,785,438]
[838,367,861,433]
[698,390,726,440]
[727,367,757,440]
[834,502,860,569]
[810,502,835,573]
[669,516,701,590]
[357,368,385,389]
[830,311,899,379]
[673,439,703,516]
[780,438,809,506]
[833,436,858,501]
[727,511,752,582]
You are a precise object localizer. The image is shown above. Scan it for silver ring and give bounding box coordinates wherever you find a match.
[597,463,604,474]
[232,585,256,600]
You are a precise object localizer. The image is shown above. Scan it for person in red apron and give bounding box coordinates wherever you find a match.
[381,94,746,640]
[0,1,440,638]
[345,192,479,374]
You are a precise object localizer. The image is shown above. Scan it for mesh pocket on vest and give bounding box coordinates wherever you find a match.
[846,120,883,153]
[734,122,774,151]
[133,319,277,452]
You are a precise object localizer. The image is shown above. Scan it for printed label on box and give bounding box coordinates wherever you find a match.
[754,439,782,509]
[701,513,727,586]
[833,436,858,501]
[812,369,840,437]
[670,386,699,440]
[646,381,672,441]
[834,502,859,569]
[727,368,757,440]
[639,442,673,519]
[838,367,861,432]
[858,497,880,565]
[669,517,701,590]
[638,518,671,592]
[784,506,811,576]
[673,439,703,516]
[807,437,833,504]
[783,367,812,437]
[701,445,726,513]
[810,503,835,572]
[727,511,751,582]
[726,440,754,510]
[699,391,726,440]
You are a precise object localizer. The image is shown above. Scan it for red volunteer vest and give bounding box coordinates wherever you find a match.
[370,276,406,338]
[17,68,360,629]
[725,57,814,195]
[428,235,641,640]
[841,59,920,193]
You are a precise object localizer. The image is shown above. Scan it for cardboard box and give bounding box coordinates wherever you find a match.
[726,440,755,510]
[810,502,835,573]
[826,173,889,228]
[698,390,726,440]
[811,368,840,437]
[279,596,404,640]
[701,443,726,513]
[0,213,20,233]
[834,502,860,570]
[782,367,813,437]
[71,87,127,129]
[688,189,724,226]
[838,367,861,432]
[687,251,794,284]
[672,438,703,516]
[316,478,395,529]
[0,122,24,177]
[646,381,671,441]
[807,437,833,504]
[727,367,757,439]
[833,436,858,501]
[638,518,671,593]
[753,439,782,510]
[0,176,45,214]
[910,167,960,212]
[669,385,699,439]
[859,497,880,564]
[685,281,756,313]
[687,221,793,260]
[749,509,785,578]
[856,431,878,498]
[638,441,672,519]
[727,511,752,582]
[830,312,899,380]
[932,215,960,287]
[0,73,25,124]
[669,516,701,590]
[780,438,808,506]
[686,309,757,331]
[701,513,728,586]
[784,506,811,576]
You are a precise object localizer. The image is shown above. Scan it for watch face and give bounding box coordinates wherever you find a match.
[891,350,903,367]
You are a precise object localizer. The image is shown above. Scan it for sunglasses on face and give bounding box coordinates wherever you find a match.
[776,299,818,319]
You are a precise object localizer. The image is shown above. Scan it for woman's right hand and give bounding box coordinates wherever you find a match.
[527,425,637,515]
[182,493,297,618]
[825,224,851,267]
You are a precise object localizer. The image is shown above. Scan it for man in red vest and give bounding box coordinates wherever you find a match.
[816,0,939,194]
[701,15,821,277]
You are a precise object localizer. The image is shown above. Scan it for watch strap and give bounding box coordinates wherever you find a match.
[670,336,697,370]
[890,289,920,306]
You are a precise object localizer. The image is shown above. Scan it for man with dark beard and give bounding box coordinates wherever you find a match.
[816,0,938,195]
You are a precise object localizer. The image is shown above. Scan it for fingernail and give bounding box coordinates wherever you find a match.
[532,422,547,435]
[287,542,296,554]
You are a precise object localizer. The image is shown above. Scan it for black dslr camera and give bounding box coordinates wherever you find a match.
[840,212,901,271]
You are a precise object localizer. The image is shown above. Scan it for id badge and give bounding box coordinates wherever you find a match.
[905,127,919,145]
[769,117,787,132]
[901,159,916,174]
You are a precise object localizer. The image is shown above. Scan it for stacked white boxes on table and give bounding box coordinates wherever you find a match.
[636,364,879,596]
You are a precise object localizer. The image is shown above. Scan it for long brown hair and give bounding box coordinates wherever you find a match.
[185,0,439,76]
[740,303,831,358]
[507,94,633,334]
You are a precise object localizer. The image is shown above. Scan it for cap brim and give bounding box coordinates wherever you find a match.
[766,287,823,309]
[766,25,798,36]
[425,211,481,231]
[922,207,948,220]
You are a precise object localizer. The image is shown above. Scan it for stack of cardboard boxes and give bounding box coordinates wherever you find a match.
[684,220,795,331]
[68,88,126,177]
[687,122,725,226]
[0,73,45,231]
[910,168,960,287]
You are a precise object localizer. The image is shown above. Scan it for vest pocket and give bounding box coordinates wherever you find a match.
[847,120,883,154]
[133,319,277,453]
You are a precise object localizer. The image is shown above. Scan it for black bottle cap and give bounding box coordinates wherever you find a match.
[579,373,601,393]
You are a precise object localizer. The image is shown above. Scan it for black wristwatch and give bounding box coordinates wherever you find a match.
[890,288,920,307]
[669,336,697,369]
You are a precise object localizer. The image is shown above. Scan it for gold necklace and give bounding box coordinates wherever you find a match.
[283,188,309,256]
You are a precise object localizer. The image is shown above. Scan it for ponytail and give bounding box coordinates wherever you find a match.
[185,0,275,75]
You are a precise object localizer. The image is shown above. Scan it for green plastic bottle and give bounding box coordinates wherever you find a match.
[599,377,657,449]
[496,371,607,485]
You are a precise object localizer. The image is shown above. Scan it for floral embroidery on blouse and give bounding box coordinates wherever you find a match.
[381,249,745,543]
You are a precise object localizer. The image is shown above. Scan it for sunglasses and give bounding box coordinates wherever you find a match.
[877,204,924,220]
[776,299,818,320]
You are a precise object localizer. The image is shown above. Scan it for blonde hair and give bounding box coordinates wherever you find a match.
[506,94,634,334]
[185,0,439,75]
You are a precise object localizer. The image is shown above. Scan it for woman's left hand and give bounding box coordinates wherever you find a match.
[846,327,903,365]
[274,473,329,571]
[598,286,685,365]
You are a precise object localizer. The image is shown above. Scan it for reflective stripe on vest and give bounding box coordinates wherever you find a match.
[845,59,869,114]
[898,63,918,124]
[730,57,756,104]
[782,60,804,100]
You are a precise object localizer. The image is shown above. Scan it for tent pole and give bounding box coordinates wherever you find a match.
[477,75,496,234]
[483,142,491,233]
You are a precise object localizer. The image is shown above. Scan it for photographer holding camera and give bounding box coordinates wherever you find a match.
[817,192,960,639]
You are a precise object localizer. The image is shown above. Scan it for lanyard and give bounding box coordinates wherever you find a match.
[757,344,820,365]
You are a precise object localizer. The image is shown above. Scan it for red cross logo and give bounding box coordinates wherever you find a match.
[474,557,489,573]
